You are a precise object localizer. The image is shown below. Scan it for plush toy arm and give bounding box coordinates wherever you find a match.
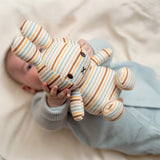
[70,89,84,121]
[91,48,112,66]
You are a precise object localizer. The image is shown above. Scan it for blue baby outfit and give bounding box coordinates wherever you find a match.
[31,39,160,155]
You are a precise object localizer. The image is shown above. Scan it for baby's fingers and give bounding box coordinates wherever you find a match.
[42,82,50,93]
[58,89,69,99]
[50,85,58,96]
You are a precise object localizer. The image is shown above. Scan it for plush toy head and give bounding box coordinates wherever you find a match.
[11,20,91,91]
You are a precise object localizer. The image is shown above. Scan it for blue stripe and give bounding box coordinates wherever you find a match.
[19,41,31,58]
[27,23,37,39]
[89,70,115,113]
[43,71,55,82]
[44,42,59,65]
[73,50,90,80]
[41,33,50,47]
[56,44,74,73]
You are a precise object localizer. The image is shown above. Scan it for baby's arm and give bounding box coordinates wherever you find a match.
[31,83,70,131]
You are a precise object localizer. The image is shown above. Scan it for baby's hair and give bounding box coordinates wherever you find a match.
[4,46,11,64]
[4,46,21,85]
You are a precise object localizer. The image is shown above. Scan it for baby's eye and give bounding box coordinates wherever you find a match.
[27,64,32,70]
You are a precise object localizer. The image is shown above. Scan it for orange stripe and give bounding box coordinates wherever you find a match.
[111,108,124,121]
[72,111,83,115]
[37,63,43,70]
[73,114,83,118]
[54,44,71,71]
[104,102,117,114]
[38,65,45,73]
[68,84,74,89]
[20,20,27,31]
[43,37,52,48]
[103,49,110,57]
[86,69,111,111]
[26,48,37,63]
[13,37,25,53]
[70,99,81,102]
[30,25,40,41]
[51,43,67,69]
[48,75,60,87]
[78,63,91,88]
[91,57,99,65]
[32,26,42,43]
[42,41,54,63]
[23,21,33,37]
[65,52,81,78]
[15,38,28,55]
[71,55,83,75]
[36,28,45,45]
[122,68,128,85]
[85,68,108,106]
[63,38,66,43]
[120,68,126,82]
[109,86,117,100]
[80,64,95,92]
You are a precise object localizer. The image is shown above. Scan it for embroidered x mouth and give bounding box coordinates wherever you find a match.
[81,66,87,74]
[78,63,91,87]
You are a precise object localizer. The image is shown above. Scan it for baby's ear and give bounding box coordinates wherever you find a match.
[21,85,36,94]
[20,20,53,49]
[11,36,42,66]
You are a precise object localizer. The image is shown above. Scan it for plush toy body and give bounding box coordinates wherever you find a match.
[12,20,135,121]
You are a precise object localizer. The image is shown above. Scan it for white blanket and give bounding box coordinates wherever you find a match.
[0,0,160,159]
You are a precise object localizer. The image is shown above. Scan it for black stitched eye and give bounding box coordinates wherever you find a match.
[80,52,86,57]
[67,74,73,79]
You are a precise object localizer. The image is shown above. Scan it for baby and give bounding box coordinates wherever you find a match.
[5,38,160,155]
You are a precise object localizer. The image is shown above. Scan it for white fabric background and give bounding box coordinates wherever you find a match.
[0,0,160,159]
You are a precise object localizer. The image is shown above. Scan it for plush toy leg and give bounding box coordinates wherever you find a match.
[11,36,42,66]
[102,100,125,121]
[20,20,53,49]
[70,89,84,121]
[115,67,135,90]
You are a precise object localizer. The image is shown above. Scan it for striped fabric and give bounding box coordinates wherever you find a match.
[11,20,135,121]
[20,20,53,49]
[115,67,135,90]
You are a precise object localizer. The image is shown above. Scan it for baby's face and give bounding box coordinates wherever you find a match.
[6,52,43,91]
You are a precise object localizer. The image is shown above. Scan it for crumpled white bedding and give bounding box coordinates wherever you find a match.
[0,0,160,159]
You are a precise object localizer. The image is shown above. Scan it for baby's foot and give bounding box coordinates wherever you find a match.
[78,39,94,57]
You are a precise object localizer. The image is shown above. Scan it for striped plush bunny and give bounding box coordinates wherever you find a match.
[11,20,135,121]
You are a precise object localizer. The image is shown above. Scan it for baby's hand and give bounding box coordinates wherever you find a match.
[42,82,70,108]
[78,39,93,57]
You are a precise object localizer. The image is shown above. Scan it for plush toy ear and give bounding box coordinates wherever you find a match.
[11,36,42,67]
[20,20,53,49]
